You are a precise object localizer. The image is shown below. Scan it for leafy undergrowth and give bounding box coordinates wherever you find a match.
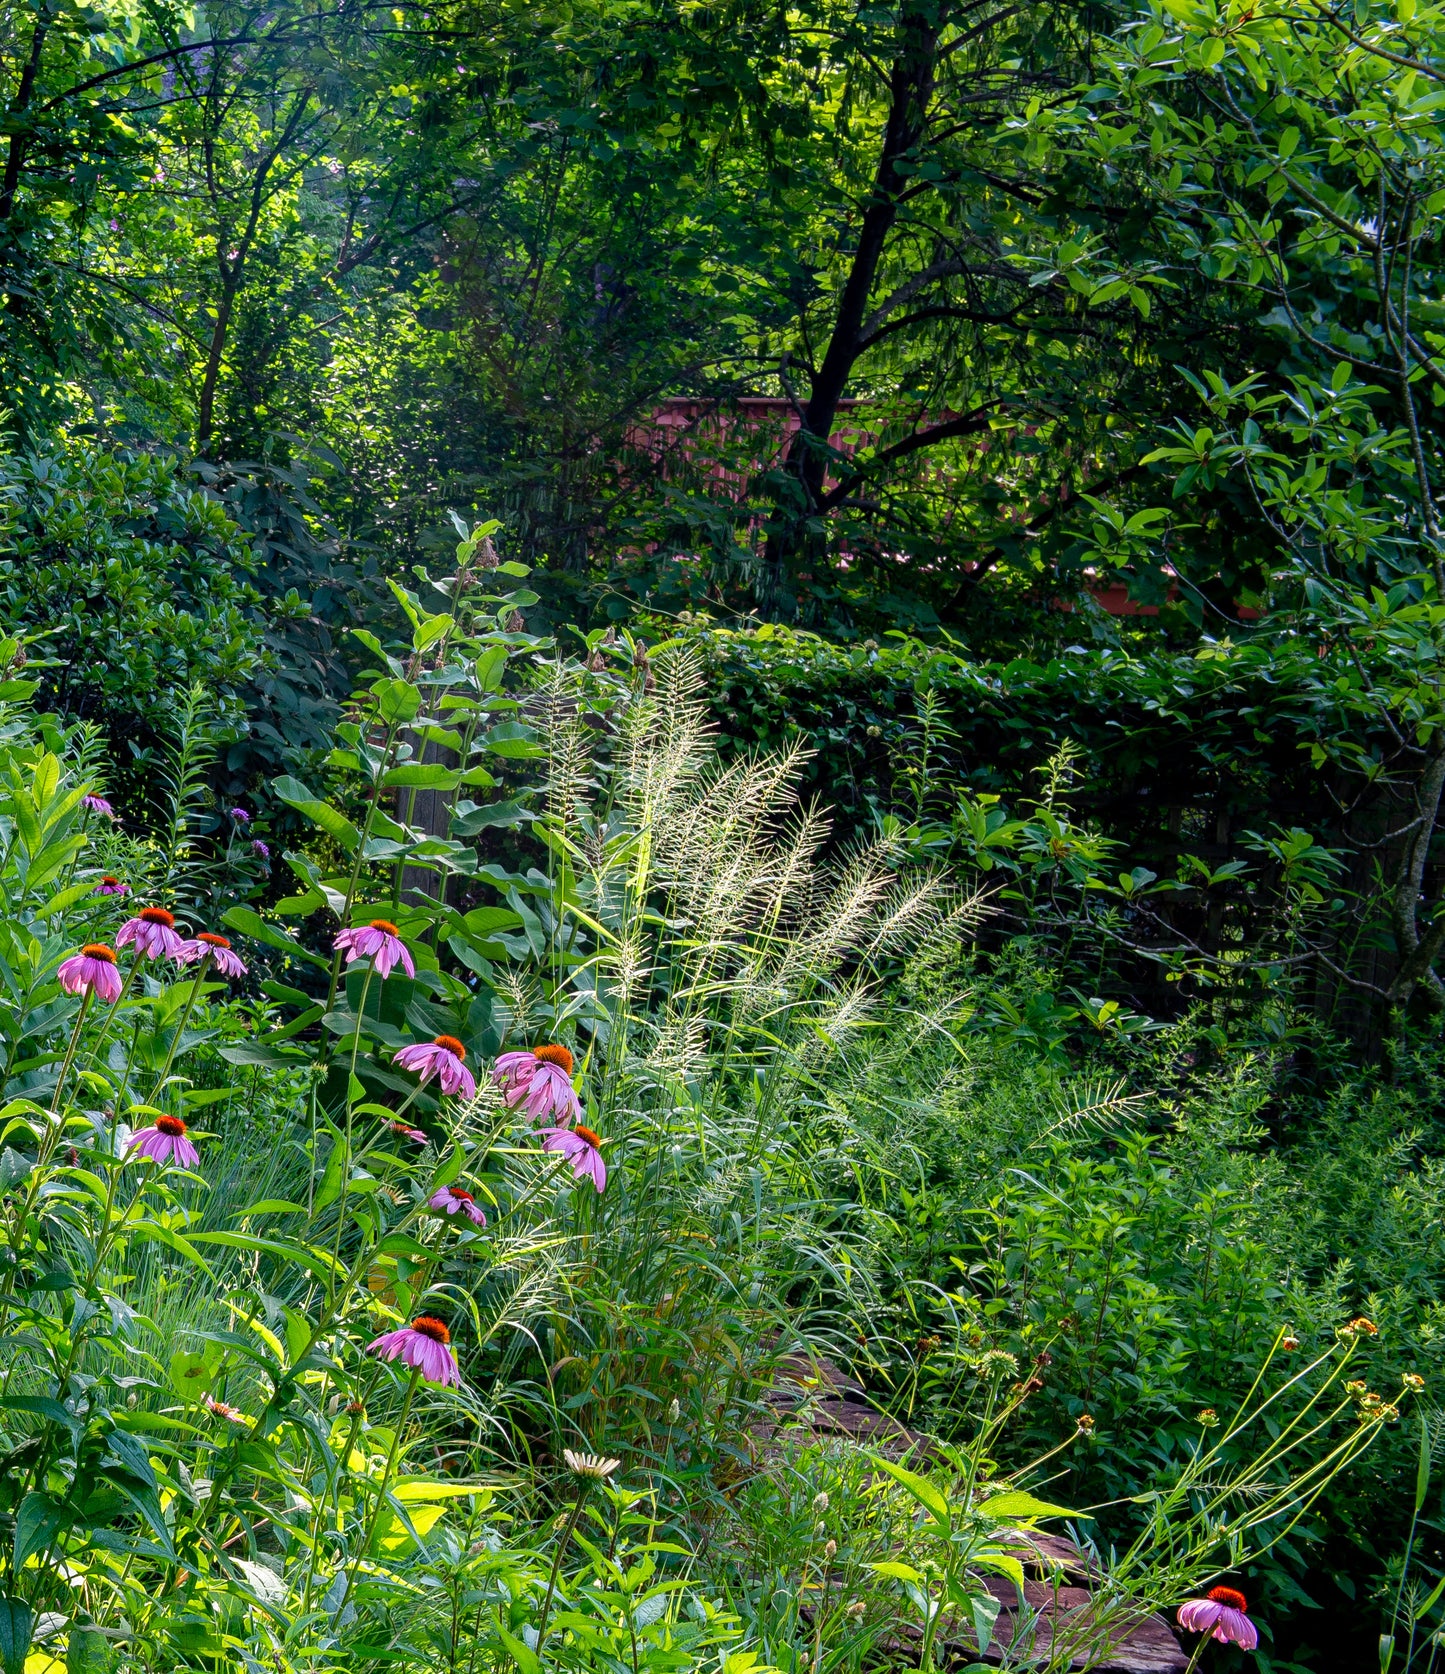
[0,547,1418,1674]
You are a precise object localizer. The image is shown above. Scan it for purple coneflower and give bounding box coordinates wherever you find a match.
[204,1395,249,1425]
[367,1315,461,1386]
[58,944,123,1003]
[177,931,247,978]
[390,1120,428,1144]
[127,1114,200,1169]
[1177,1586,1258,1651]
[541,1122,607,1193]
[252,839,270,860]
[228,806,251,824]
[493,1044,582,1124]
[117,906,185,961]
[81,793,115,818]
[334,918,415,979]
[395,1034,476,1097]
[429,1184,487,1226]
[95,875,129,897]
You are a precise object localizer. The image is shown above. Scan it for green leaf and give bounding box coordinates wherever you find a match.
[499,1629,541,1674]
[872,1457,950,1522]
[66,1625,111,1674]
[221,906,329,969]
[0,1595,32,1674]
[271,776,361,850]
[868,1561,924,1582]
[14,1491,66,1569]
[384,763,463,790]
[976,1490,1083,1522]
[34,880,98,919]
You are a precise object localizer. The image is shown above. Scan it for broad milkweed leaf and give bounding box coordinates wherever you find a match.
[976,1491,1084,1522]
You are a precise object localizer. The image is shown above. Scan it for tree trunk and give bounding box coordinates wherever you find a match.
[763,4,938,603]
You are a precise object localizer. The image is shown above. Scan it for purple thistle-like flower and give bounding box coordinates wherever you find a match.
[541,1123,607,1193]
[127,1115,200,1170]
[95,875,129,896]
[1177,1588,1258,1651]
[81,793,115,818]
[367,1316,461,1386]
[493,1044,581,1124]
[58,944,124,1004]
[334,918,415,980]
[176,932,248,979]
[428,1185,487,1226]
[228,806,251,824]
[116,906,185,961]
[252,839,270,860]
[395,1035,476,1098]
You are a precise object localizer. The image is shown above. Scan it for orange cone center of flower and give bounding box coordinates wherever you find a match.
[81,944,117,963]
[197,932,231,948]
[411,1315,450,1344]
[103,876,120,886]
[533,1043,573,1074]
[156,1115,187,1137]
[368,919,400,935]
[139,907,176,927]
[434,1034,466,1059]
[575,1125,602,1148]
[1206,1587,1247,1612]
[448,1188,475,1203]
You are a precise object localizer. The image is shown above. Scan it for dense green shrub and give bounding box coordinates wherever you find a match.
[0,443,264,734]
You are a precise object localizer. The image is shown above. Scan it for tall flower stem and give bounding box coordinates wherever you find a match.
[148,952,213,1107]
[536,1484,595,1659]
[331,959,379,1285]
[342,1366,421,1606]
[51,990,94,1117]
[82,956,142,1071]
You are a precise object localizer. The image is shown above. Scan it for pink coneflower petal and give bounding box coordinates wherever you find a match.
[176,932,247,978]
[95,875,129,896]
[1177,1588,1258,1650]
[126,1115,201,1170]
[58,944,123,1003]
[366,1316,461,1386]
[428,1185,487,1226]
[81,794,115,817]
[116,907,185,961]
[335,919,415,980]
[394,1036,476,1098]
[493,1046,581,1121]
[541,1123,607,1192]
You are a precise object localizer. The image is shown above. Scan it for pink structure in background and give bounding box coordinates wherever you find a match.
[625,397,1257,620]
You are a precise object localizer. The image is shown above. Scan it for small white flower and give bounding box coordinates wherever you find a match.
[564,1448,620,1481]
